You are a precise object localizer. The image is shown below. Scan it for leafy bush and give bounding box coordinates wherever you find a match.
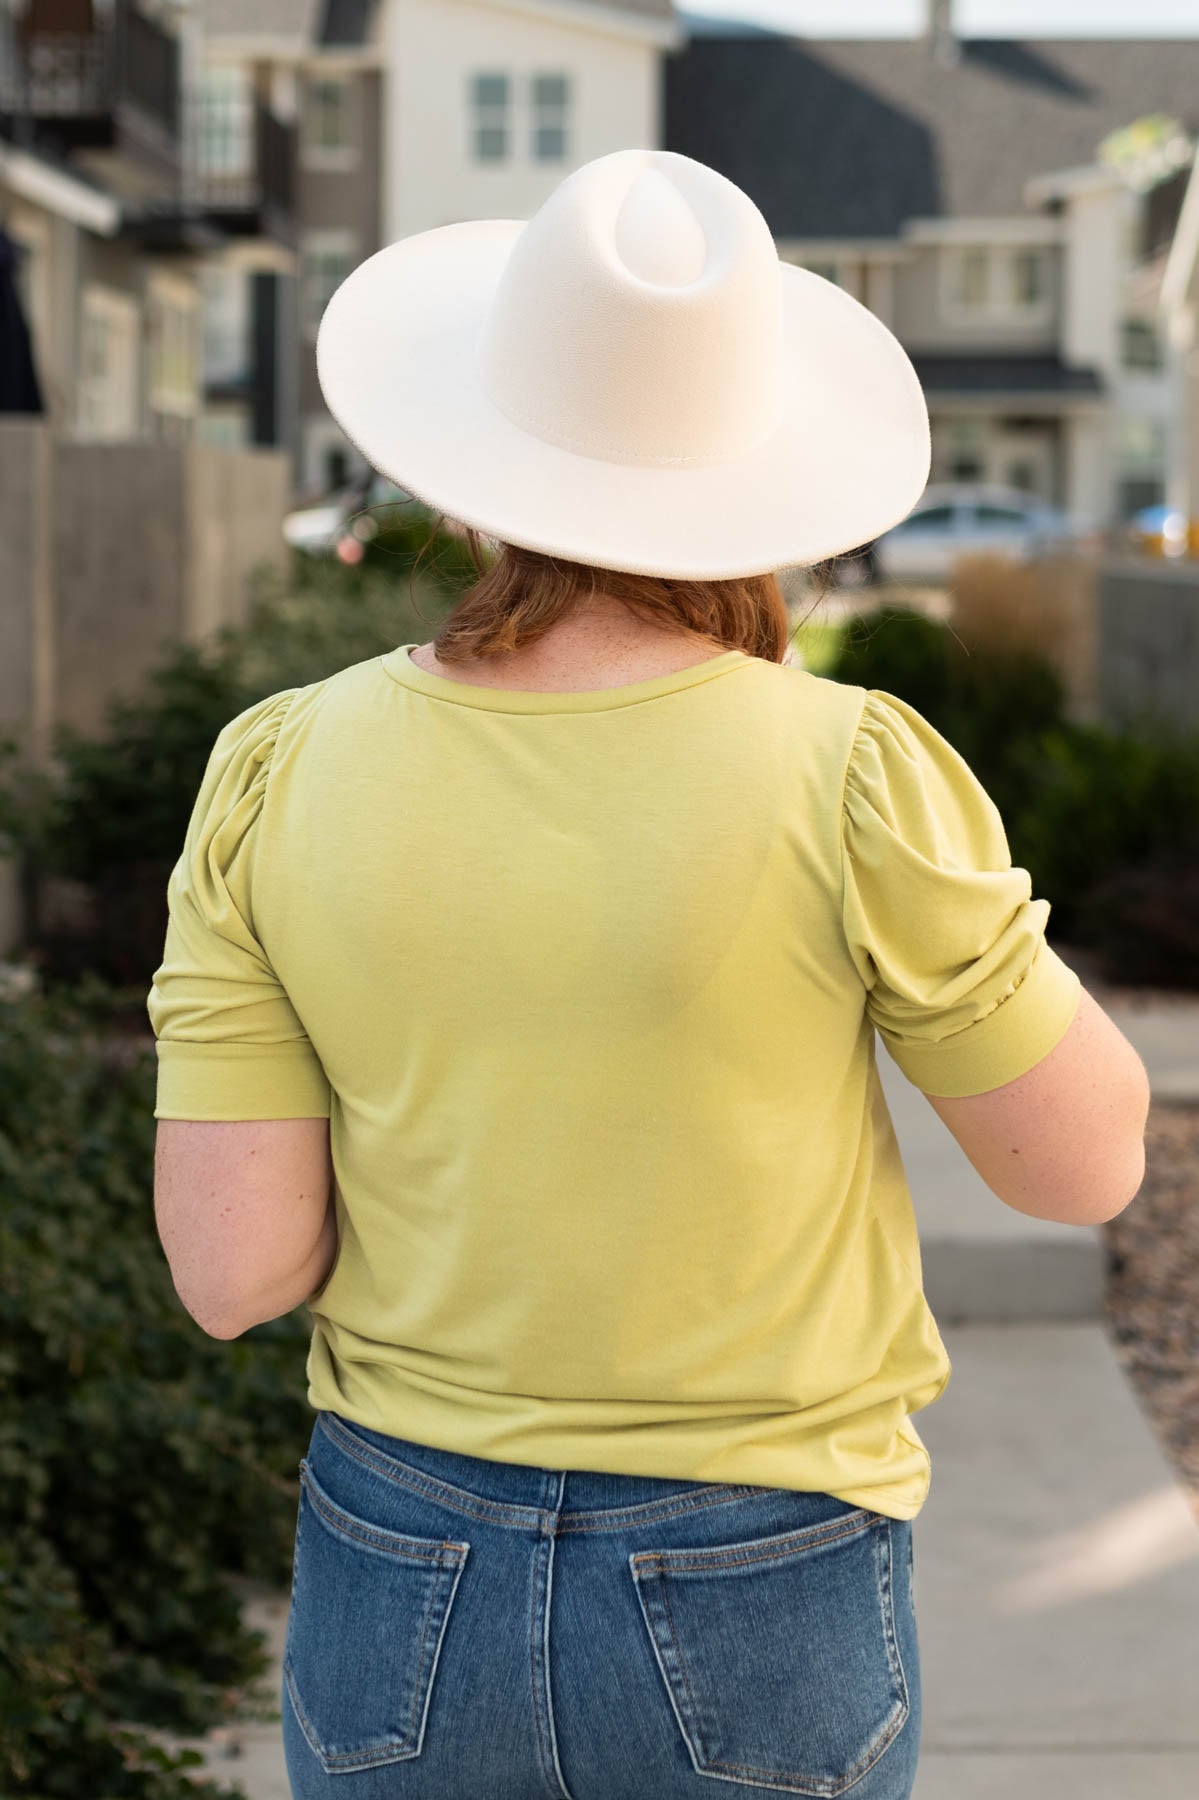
[827,603,1066,818]
[826,604,1199,985]
[331,495,485,589]
[0,977,313,1797]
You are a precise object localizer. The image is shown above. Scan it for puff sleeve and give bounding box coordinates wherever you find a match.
[841,689,1081,1098]
[146,689,331,1121]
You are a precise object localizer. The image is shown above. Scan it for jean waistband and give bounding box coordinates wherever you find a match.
[315,1410,803,1531]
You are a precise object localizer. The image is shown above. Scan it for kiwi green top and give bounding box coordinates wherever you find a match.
[146,644,1081,1520]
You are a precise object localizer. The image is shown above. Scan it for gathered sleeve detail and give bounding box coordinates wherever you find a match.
[840,689,1081,1098]
[146,688,332,1121]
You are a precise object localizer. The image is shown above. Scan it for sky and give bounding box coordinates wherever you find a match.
[679,0,1199,36]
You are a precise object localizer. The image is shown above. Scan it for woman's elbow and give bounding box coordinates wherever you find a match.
[173,1277,255,1340]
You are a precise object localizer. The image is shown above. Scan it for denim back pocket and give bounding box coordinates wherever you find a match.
[284,1458,470,1775]
[629,1507,907,1797]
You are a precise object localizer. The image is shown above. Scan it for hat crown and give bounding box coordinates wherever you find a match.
[613,169,708,286]
[478,149,785,468]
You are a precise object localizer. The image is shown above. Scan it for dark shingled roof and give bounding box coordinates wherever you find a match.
[318,0,375,46]
[313,0,673,47]
[664,33,1199,238]
[909,354,1105,397]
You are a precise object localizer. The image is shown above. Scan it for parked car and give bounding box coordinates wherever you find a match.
[283,472,419,557]
[870,484,1077,584]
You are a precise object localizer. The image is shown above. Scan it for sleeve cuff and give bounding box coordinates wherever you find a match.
[878,939,1083,1099]
[153,1038,332,1120]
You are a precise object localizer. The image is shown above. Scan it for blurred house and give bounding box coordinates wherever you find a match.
[1162,144,1199,526]
[666,2,1199,529]
[0,0,210,440]
[194,0,681,495]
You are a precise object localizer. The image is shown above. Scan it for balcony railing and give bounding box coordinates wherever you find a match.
[193,93,295,232]
[0,0,180,144]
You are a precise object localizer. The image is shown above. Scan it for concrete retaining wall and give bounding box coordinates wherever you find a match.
[0,421,290,956]
[1097,558,1199,735]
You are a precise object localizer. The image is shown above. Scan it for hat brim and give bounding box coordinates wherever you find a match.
[316,220,931,580]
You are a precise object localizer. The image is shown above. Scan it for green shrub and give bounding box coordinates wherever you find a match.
[332,497,483,590]
[827,603,1066,816]
[826,604,1199,986]
[0,977,314,1797]
[1001,718,1199,960]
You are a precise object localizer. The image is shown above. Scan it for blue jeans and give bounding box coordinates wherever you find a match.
[282,1411,922,1799]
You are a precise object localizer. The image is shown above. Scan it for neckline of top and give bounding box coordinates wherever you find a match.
[379,643,756,714]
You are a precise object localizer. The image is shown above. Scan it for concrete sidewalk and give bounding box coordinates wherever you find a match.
[911,1323,1199,1799]
[894,960,1199,1796]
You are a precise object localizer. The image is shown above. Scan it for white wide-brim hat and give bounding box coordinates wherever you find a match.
[316,148,930,579]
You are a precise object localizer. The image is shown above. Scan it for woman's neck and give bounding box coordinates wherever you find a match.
[409,599,729,693]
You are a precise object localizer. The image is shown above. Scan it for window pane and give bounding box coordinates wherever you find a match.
[1118,415,1166,467]
[975,505,1028,526]
[533,73,568,106]
[309,77,350,151]
[534,125,565,161]
[196,63,252,176]
[530,69,569,161]
[474,125,506,160]
[1011,249,1044,306]
[305,248,353,330]
[473,72,507,106]
[471,70,509,161]
[1121,317,1163,371]
[953,249,988,307]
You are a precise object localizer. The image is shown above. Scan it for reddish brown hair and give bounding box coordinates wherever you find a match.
[425,527,803,666]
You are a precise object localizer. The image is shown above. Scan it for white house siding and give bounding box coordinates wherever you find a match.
[891,242,1062,353]
[379,0,662,243]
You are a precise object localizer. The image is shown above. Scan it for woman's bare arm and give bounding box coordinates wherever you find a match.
[922,985,1150,1227]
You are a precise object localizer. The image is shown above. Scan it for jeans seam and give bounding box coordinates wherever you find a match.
[631,1511,878,1573]
[318,1411,797,1535]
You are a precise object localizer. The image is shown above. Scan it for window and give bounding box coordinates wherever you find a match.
[950,248,989,309]
[148,279,199,418]
[946,417,985,482]
[195,63,253,178]
[803,260,841,286]
[943,245,1051,319]
[1119,474,1165,516]
[78,287,141,441]
[1005,461,1040,494]
[198,409,250,451]
[1121,317,1164,372]
[302,234,356,339]
[974,504,1029,528]
[471,71,509,162]
[304,74,355,165]
[200,266,250,387]
[531,72,570,161]
[1116,416,1167,519]
[1010,248,1045,308]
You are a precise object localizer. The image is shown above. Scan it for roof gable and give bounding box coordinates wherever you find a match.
[665,33,1199,238]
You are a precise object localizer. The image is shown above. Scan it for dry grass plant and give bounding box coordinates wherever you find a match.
[949,551,1098,716]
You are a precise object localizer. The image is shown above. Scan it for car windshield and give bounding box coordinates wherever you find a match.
[973,505,1030,527]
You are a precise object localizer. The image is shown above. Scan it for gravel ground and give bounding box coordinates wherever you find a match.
[1101,1100,1199,1518]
